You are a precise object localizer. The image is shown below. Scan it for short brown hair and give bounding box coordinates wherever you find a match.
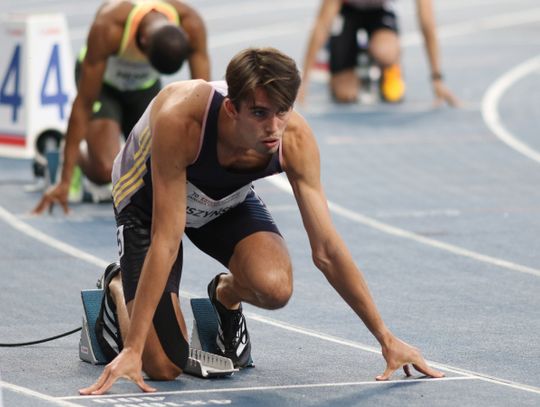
[226,47,301,111]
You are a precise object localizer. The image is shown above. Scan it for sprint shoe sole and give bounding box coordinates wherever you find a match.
[207,273,252,368]
[95,263,123,362]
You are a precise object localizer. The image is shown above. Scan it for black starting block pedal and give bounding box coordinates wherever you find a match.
[190,298,221,354]
[184,298,239,378]
[79,289,108,364]
[189,298,254,368]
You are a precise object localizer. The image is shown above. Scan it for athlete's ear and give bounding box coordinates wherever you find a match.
[224,98,239,119]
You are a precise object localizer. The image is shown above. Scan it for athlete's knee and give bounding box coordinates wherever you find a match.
[369,42,399,67]
[86,161,113,184]
[332,88,358,103]
[255,268,293,309]
[330,73,358,103]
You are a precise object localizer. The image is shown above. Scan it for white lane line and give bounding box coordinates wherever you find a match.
[482,55,540,164]
[401,8,540,46]
[209,21,311,48]
[0,206,109,269]
[60,377,477,400]
[404,0,536,13]
[265,175,540,278]
[0,380,81,407]
[68,6,540,44]
[243,313,540,395]
[209,7,540,50]
[1,206,539,395]
[200,0,318,21]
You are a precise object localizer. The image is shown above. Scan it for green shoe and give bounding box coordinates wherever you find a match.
[68,166,83,203]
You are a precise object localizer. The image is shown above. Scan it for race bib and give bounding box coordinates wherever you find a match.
[103,56,159,91]
[185,181,252,228]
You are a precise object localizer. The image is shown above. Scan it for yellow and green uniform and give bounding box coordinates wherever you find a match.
[103,0,180,91]
[76,1,181,137]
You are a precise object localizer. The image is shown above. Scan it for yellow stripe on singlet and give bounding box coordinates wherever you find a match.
[113,179,144,208]
[112,127,152,206]
[112,126,151,195]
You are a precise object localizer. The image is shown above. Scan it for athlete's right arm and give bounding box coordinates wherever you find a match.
[32,16,120,214]
[79,81,210,395]
[299,0,341,104]
[174,1,210,81]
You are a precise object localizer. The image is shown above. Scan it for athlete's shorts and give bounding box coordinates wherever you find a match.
[329,4,399,73]
[115,189,282,303]
[75,60,161,138]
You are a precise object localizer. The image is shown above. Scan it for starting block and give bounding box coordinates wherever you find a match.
[79,289,108,364]
[189,298,254,368]
[78,291,240,378]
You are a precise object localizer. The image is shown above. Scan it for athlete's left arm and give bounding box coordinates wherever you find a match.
[282,112,444,380]
[416,0,460,106]
[174,1,210,80]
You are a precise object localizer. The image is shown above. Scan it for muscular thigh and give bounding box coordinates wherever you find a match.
[85,119,122,167]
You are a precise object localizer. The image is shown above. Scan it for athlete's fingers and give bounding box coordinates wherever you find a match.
[412,361,445,378]
[90,373,118,395]
[445,93,461,108]
[32,196,50,215]
[375,365,397,381]
[134,375,156,393]
[403,364,412,377]
[79,368,111,395]
[59,199,70,214]
[438,85,460,107]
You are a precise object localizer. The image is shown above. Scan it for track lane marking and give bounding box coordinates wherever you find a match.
[482,56,540,164]
[265,176,540,278]
[60,376,477,400]
[0,380,81,407]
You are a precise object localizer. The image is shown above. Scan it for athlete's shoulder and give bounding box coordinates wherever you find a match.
[94,0,133,24]
[286,111,315,143]
[150,80,211,163]
[88,1,131,51]
[153,80,213,121]
[281,110,319,172]
[165,0,206,39]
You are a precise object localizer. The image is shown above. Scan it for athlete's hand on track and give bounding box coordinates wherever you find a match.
[32,182,70,215]
[376,335,444,381]
[79,347,156,395]
[432,80,461,108]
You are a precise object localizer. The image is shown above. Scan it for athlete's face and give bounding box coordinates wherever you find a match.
[231,88,292,154]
